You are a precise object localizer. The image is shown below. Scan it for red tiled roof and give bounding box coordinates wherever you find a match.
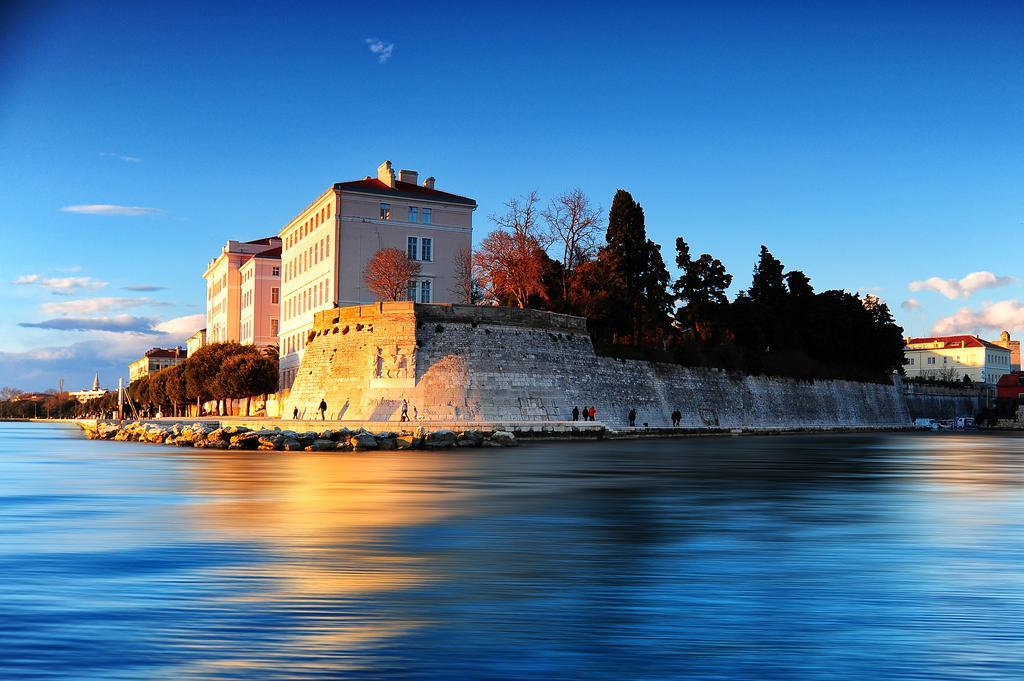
[144,347,187,359]
[906,335,1006,350]
[334,178,476,207]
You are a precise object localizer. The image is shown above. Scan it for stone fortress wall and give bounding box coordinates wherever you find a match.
[284,302,914,429]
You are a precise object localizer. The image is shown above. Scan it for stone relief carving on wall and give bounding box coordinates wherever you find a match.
[369,344,417,388]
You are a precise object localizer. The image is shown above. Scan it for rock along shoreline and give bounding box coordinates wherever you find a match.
[80,420,519,451]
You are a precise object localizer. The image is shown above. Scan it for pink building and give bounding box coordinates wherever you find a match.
[277,160,476,392]
[203,237,281,345]
[239,246,281,347]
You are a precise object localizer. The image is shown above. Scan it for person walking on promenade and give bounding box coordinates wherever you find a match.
[293,406,299,420]
[318,399,327,420]
[401,399,409,422]
[671,409,681,427]
[589,405,597,421]
[581,405,589,421]
[572,406,580,421]
[628,408,637,427]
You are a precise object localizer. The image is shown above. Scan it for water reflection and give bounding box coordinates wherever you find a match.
[1,423,1024,679]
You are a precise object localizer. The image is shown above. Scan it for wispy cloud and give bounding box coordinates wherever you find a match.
[0,314,204,389]
[932,300,1024,335]
[909,271,1015,300]
[900,299,922,312]
[99,152,142,163]
[14,275,107,295]
[40,297,165,315]
[365,38,395,63]
[19,315,161,334]
[61,204,162,216]
[121,284,167,292]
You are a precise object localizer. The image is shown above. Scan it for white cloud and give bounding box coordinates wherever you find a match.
[39,277,108,294]
[365,38,395,63]
[932,300,1024,335]
[61,204,162,216]
[40,297,161,315]
[19,315,161,334]
[152,313,205,337]
[121,285,166,292]
[900,299,922,312]
[14,274,40,285]
[99,152,142,163]
[908,271,1015,299]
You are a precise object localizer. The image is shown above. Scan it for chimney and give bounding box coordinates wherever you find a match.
[397,169,419,185]
[377,160,395,188]
[423,176,436,189]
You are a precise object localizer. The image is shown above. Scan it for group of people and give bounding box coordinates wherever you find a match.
[571,405,598,421]
[291,398,685,427]
[399,399,420,422]
[571,405,685,427]
[292,399,330,420]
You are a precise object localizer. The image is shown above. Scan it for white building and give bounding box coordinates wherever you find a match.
[68,373,107,403]
[904,335,1013,385]
[277,160,476,392]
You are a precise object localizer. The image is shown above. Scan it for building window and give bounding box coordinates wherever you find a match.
[420,280,432,303]
[407,236,418,261]
[272,266,280,277]
[380,203,391,220]
[423,208,431,224]
[408,206,418,223]
[422,237,432,262]
[407,280,417,302]
[272,287,279,304]
[927,357,936,365]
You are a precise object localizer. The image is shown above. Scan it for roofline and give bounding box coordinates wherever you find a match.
[335,182,477,208]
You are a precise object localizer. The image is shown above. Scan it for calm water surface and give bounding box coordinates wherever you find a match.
[2,422,1024,679]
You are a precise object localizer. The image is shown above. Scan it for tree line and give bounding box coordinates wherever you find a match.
[363,187,905,383]
[124,342,279,417]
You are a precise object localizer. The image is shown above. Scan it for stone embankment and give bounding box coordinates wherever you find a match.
[80,420,518,451]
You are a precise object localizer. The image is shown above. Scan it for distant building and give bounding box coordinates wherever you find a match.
[239,246,281,348]
[996,371,1024,404]
[904,335,1013,385]
[994,331,1021,372]
[10,392,52,403]
[186,328,207,357]
[203,237,281,344]
[68,373,107,403]
[277,160,476,391]
[129,347,187,383]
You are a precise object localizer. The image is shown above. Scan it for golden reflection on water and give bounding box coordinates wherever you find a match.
[177,452,475,675]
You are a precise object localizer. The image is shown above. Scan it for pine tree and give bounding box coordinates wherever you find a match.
[673,236,732,339]
[596,190,671,344]
[747,245,786,305]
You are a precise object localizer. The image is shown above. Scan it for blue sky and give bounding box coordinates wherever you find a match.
[1,1,1021,390]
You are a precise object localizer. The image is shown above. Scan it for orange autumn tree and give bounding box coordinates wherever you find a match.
[363,248,422,301]
[474,192,549,308]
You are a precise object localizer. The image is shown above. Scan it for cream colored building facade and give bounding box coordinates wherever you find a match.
[203,237,281,344]
[904,335,1013,385]
[185,328,207,357]
[277,160,475,391]
[128,347,187,383]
